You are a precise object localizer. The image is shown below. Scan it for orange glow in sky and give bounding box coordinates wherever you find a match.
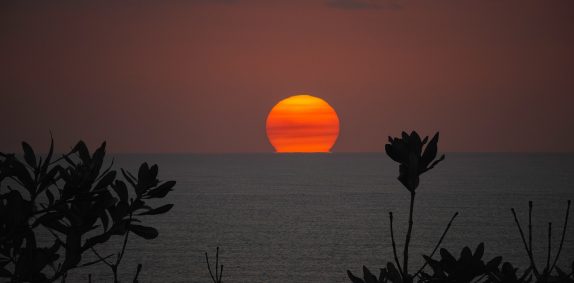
[266,94,340,153]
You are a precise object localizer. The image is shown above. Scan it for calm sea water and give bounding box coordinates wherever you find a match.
[68,153,574,282]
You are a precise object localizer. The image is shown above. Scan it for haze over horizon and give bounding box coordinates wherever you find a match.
[2,0,573,153]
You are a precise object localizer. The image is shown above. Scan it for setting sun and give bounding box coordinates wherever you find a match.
[266,94,340,153]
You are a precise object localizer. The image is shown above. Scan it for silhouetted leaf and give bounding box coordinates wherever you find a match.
[46,189,54,205]
[138,163,151,190]
[386,262,402,283]
[486,256,502,271]
[421,133,439,169]
[410,131,422,156]
[21,142,36,168]
[63,229,82,270]
[40,137,54,176]
[474,242,484,260]
[94,171,116,191]
[73,141,90,162]
[144,181,175,199]
[362,266,378,283]
[90,142,106,178]
[461,246,472,260]
[440,248,456,266]
[113,180,129,202]
[138,204,173,216]
[100,210,109,231]
[129,224,158,240]
[347,270,365,283]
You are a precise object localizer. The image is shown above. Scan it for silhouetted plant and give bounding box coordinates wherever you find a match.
[347,264,402,283]
[0,139,175,282]
[205,247,224,283]
[510,200,571,282]
[347,131,574,283]
[348,131,451,283]
[487,261,533,283]
[419,243,500,283]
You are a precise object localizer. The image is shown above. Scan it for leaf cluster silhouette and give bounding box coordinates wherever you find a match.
[348,131,573,283]
[0,139,175,282]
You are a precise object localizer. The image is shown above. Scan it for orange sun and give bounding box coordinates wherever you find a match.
[266,94,340,153]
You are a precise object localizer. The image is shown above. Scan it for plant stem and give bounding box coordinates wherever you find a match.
[403,192,415,281]
[529,201,533,259]
[389,212,404,276]
[511,208,540,278]
[546,222,551,272]
[549,200,571,273]
[414,212,459,278]
[114,211,133,283]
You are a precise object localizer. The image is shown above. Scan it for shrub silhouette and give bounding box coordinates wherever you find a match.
[420,243,500,282]
[349,131,450,283]
[347,131,573,283]
[0,139,175,282]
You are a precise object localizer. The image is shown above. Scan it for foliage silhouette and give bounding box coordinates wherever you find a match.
[347,131,574,283]
[0,139,175,282]
[349,131,450,283]
[419,243,499,282]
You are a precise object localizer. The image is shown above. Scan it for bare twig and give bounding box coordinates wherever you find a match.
[133,264,142,283]
[546,222,551,272]
[414,212,459,278]
[205,247,223,283]
[205,251,217,283]
[90,247,113,268]
[511,208,540,277]
[79,254,114,268]
[549,200,571,273]
[529,201,533,259]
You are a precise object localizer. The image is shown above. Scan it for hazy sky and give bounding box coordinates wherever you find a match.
[1,0,573,153]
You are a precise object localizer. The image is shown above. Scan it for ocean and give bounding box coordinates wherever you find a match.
[67,153,574,282]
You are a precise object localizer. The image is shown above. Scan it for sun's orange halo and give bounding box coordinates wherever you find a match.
[266,94,340,153]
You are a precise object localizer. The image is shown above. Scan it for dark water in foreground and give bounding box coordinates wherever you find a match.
[69,153,574,282]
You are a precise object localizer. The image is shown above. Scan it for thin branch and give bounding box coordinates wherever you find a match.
[205,251,217,283]
[389,212,404,276]
[133,263,142,283]
[529,201,533,259]
[218,265,224,283]
[511,208,540,277]
[414,212,459,278]
[116,212,133,266]
[90,247,113,268]
[546,222,551,272]
[79,254,114,268]
[549,200,571,273]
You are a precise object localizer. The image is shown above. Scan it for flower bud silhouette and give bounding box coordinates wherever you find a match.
[385,131,445,191]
